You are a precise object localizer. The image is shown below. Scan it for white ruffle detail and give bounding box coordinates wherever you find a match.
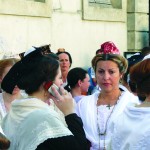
[2,98,72,150]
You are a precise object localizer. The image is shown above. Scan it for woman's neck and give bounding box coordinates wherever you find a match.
[146,95,150,102]
[29,90,48,102]
[71,87,82,97]
[97,89,121,106]
[62,72,68,83]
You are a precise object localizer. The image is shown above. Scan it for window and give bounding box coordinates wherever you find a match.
[82,0,125,22]
[34,0,46,2]
[89,0,112,8]
[26,0,45,2]
[89,0,111,5]
[0,0,52,17]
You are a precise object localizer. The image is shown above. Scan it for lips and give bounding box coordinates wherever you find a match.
[103,83,110,86]
[62,66,67,68]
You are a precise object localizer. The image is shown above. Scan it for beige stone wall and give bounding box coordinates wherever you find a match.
[127,0,149,51]
[0,0,127,69]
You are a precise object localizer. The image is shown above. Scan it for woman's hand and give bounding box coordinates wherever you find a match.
[51,86,74,116]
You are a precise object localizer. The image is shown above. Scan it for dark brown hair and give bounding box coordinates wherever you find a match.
[0,132,10,149]
[1,48,59,94]
[65,67,87,92]
[130,58,150,96]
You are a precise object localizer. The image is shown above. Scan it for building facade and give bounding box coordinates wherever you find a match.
[0,0,149,68]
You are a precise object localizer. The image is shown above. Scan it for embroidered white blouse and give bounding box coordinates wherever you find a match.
[76,91,140,150]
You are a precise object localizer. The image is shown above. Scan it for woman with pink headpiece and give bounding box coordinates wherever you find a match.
[76,41,140,150]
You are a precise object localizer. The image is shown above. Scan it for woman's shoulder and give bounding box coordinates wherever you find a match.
[76,92,99,115]
[78,92,99,105]
[121,90,140,103]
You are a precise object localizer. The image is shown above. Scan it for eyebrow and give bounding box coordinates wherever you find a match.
[98,67,117,70]
[98,68,118,70]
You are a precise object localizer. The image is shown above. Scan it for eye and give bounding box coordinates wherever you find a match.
[109,70,115,74]
[98,70,104,74]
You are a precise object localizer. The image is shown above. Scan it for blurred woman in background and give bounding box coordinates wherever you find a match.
[0,58,20,124]
[56,48,72,87]
[65,67,90,103]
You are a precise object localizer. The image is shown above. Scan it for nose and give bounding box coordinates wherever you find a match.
[62,60,65,63]
[103,72,110,80]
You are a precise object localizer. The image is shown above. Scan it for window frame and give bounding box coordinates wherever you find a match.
[0,0,52,17]
[82,0,126,22]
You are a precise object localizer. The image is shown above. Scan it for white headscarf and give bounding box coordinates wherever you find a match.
[143,54,150,60]
[24,47,36,56]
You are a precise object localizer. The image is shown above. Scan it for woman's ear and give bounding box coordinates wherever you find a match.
[120,72,123,78]
[119,73,124,82]
[77,80,82,87]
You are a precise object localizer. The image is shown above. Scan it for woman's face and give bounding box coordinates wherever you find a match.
[80,74,90,93]
[95,60,122,93]
[53,67,63,87]
[58,53,70,73]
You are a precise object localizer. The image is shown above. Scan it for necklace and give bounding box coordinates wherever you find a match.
[96,91,121,150]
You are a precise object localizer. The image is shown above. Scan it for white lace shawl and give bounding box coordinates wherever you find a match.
[76,91,140,150]
[2,98,72,150]
[110,104,150,150]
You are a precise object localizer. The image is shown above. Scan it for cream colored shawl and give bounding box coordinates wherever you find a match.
[2,98,72,150]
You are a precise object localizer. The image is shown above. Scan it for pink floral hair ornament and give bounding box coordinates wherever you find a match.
[99,41,120,54]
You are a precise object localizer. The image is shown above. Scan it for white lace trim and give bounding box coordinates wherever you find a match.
[27,121,72,150]
[3,98,72,150]
[97,105,114,136]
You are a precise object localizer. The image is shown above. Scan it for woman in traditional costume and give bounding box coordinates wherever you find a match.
[76,41,140,150]
[1,47,88,150]
[56,48,72,87]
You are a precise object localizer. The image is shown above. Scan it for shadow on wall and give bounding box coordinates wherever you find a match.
[141,29,149,48]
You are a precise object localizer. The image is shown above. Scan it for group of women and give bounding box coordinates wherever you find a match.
[0,41,149,150]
